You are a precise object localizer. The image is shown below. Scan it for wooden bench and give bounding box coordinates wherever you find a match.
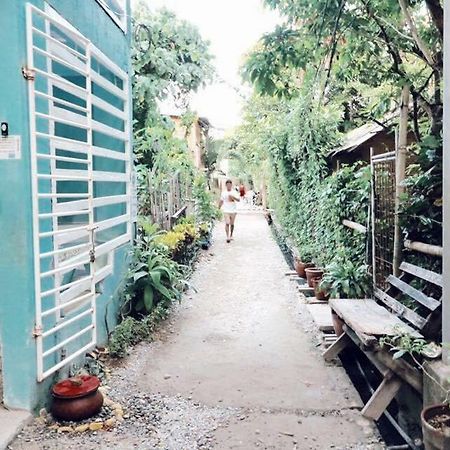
[170,205,187,227]
[323,261,443,420]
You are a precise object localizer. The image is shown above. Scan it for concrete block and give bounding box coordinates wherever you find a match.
[0,408,31,450]
[423,360,450,406]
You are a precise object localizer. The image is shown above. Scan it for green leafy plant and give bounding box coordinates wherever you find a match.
[380,331,428,361]
[193,175,220,223]
[109,304,170,358]
[320,250,371,298]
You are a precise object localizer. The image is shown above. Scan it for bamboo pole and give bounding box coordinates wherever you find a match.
[404,240,443,257]
[393,85,410,277]
[342,219,367,234]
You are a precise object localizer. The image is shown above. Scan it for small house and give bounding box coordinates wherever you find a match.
[0,0,133,411]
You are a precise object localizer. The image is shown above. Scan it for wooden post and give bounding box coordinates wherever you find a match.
[393,85,410,277]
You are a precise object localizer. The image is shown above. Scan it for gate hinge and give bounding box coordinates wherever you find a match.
[32,325,43,337]
[22,66,35,81]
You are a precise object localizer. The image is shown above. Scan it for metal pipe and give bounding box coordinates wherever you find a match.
[34,90,87,113]
[41,308,93,338]
[42,292,93,317]
[32,46,88,76]
[40,341,95,380]
[31,26,87,61]
[41,274,92,297]
[42,324,94,358]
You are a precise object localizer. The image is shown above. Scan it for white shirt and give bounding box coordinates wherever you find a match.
[221,190,239,213]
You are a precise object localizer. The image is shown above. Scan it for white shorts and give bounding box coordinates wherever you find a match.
[223,212,237,224]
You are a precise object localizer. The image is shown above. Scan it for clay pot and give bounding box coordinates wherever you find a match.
[51,375,104,421]
[293,258,314,278]
[305,267,324,288]
[421,404,450,450]
[312,277,329,301]
[331,311,345,337]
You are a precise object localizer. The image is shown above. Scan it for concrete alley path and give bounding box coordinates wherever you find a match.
[11,212,384,450]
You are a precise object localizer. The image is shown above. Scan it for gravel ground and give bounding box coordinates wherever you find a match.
[10,211,386,450]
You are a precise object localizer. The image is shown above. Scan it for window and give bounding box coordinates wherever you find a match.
[96,0,127,32]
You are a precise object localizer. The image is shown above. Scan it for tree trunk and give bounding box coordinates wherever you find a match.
[398,0,435,67]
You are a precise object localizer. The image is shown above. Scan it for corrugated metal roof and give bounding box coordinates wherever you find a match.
[332,122,385,155]
[331,112,397,157]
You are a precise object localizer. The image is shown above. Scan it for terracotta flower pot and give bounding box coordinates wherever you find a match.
[51,375,104,422]
[293,258,314,278]
[421,403,450,450]
[305,267,324,288]
[312,277,329,301]
[331,311,345,337]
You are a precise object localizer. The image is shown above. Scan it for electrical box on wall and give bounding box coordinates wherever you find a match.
[0,135,21,160]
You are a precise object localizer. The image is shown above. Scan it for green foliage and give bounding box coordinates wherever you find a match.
[108,304,170,358]
[320,252,371,299]
[132,1,214,186]
[123,240,184,316]
[231,89,371,296]
[238,0,443,291]
[133,3,214,132]
[400,135,443,248]
[380,330,428,361]
[193,175,220,223]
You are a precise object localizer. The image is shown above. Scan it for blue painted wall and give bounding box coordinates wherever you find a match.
[0,0,131,411]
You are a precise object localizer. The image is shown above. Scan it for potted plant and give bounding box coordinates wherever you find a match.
[421,404,450,449]
[380,333,446,450]
[320,255,371,299]
[312,277,329,301]
[294,247,315,278]
[198,222,212,249]
[305,267,324,287]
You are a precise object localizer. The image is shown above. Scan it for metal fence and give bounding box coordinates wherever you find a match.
[371,151,396,289]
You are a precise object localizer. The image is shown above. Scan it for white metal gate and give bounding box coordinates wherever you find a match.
[26,3,131,381]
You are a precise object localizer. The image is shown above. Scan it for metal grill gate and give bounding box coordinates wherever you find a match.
[371,151,396,290]
[26,3,131,381]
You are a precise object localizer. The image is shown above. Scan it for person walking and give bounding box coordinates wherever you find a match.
[239,183,246,202]
[219,179,239,243]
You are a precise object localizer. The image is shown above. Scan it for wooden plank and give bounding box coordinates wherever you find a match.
[330,298,421,337]
[306,304,334,332]
[323,332,352,362]
[400,262,443,287]
[387,275,440,311]
[374,288,426,330]
[305,296,328,305]
[373,348,423,393]
[296,284,314,296]
[362,373,402,420]
[344,324,378,350]
[363,350,390,377]
[172,204,187,220]
[343,326,422,394]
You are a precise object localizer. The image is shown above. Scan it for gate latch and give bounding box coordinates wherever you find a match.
[32,325,43,337]
[87,225,98,263]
